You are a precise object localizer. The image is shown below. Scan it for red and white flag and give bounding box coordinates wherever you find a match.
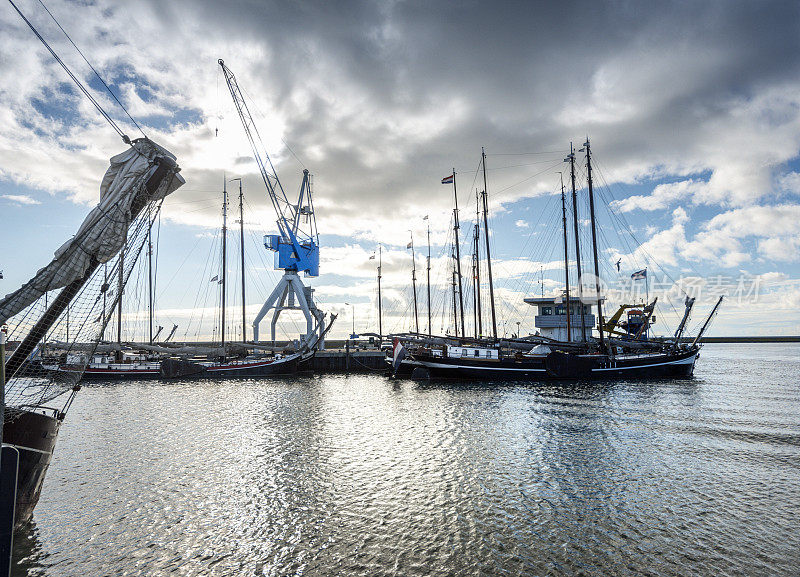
[392,337,407,372]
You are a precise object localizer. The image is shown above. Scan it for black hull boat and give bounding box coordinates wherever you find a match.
[384,357,420,376]
[160,354,302,378]
[76,355,302,380]
[1,138,184,528]
[410,345,699,381]
[2,409,62,529]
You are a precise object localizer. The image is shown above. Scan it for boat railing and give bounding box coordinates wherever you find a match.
[16,404,61,419]
[614,350,673,360]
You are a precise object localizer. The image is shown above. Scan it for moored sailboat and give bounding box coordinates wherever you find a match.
[394,141,722,380]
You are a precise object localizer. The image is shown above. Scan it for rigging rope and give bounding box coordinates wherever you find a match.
[487,151,564,156]
[36,0,146,139]
[494,160,564,194]
[8,0,143,143]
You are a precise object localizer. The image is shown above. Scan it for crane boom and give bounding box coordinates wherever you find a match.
[218,59,319,276]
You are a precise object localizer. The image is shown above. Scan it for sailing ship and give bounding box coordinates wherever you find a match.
[1,139,185,526]
[161,176,308,378]
[72,173,322,381]
[54,220,169,380]
[71,351,162,379]
[392,141,722,380]
[157,172,335,379]
[160,353,302,378]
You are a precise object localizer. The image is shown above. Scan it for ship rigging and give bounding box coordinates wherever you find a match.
[390,141,723,380]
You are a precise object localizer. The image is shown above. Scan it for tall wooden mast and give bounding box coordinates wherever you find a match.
[582,138,605,351]
[474,188,482,339]
[426,218,432,336]
[221,177,228,350]
[559,172,571,342]
[233,178,246,342]
[567,143,587,341]
[451,255,459,337]
[117,247,123,344]
[100,266,106,342]
[377,244,382,339]
[410,232,419,334]
[147,207,154,343]
[450,169,466,337]
[471,243,478,339]
[481,148,498,340]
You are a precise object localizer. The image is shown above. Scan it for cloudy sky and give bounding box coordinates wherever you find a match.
[1,0,799,340]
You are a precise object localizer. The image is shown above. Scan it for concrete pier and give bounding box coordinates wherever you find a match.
[303,349,386,373]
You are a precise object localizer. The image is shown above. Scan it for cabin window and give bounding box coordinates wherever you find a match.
[474,350,479,357]
[542,306,552,316]
[555,305,566,316]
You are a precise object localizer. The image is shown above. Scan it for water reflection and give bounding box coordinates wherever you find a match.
[11,344,800,576]
[11,522,47,577]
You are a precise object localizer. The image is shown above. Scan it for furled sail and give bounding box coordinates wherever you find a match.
[0,139,184,324]
[3,138,184,413]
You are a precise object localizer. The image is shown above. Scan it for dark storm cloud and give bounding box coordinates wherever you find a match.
[5,0,800,241]
[148,0,800,225]
[182,1,800,106]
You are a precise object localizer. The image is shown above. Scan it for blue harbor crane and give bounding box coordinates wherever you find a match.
[219,59,325,347]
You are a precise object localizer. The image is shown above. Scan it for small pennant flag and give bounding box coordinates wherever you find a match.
[441,174,454,184]
[423,215,428,220]
[407,242,412,249]
[631,269,647,280]
[210,275,219,282]
[369,254,375,260]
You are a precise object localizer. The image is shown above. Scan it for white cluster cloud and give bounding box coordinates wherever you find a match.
[611,180,708,213]
[611,204,800,273]
[1,193,40,205]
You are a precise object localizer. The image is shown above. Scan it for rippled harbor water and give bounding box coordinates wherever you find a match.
[11,343,800,576]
